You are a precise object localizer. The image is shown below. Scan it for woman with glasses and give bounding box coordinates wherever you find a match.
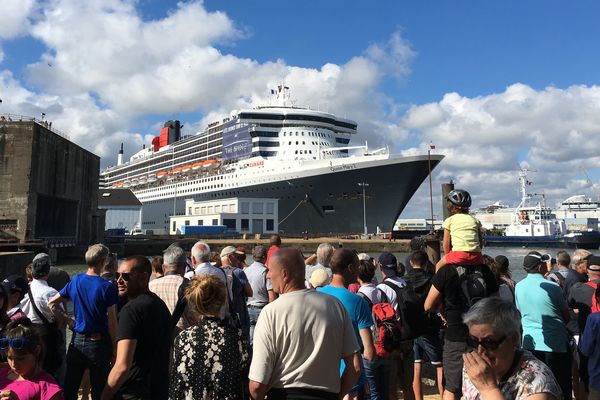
[0,318,62,399]
[169,274,249,399]
[462,297,561,400]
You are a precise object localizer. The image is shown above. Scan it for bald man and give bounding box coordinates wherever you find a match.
[249,248,361,400]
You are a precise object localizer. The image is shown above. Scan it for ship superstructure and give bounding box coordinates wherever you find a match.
[101,88,443,234]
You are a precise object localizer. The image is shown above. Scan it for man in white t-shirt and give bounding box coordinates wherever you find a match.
[249,248,361,400]
[20,253,67,383]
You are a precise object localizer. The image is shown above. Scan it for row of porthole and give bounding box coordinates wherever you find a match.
[282,131,332,138]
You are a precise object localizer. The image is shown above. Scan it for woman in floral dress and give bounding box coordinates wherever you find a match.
[169,274,249,399]
[462,297,562,400]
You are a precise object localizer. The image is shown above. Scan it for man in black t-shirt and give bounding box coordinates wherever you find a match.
[405,250,444,399]
[101,255,172,400]
[424,262,498,400]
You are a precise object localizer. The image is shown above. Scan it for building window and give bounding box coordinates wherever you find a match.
[197,220,203,225]
[252,202,263,214]
[229,204,235,212]
[172,221,176,232]
[241,219,249,230]
[223,219,236,229]
[266,203,274,214]
[241,202,250,214]
[188,207,192,215]
[208,206,213,214]
[212,219,218,226]
[201,206,206,214]
[215,205,221,213]
[184,220,190,226]
[266,219,274,231]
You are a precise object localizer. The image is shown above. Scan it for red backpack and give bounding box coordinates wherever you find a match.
[586,281,600,313]
[358,290,403,357]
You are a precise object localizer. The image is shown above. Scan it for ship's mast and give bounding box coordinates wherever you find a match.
[518,168,534,208]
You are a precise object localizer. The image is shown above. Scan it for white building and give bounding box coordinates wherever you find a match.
[169,197,279,234]
[394,218,443,231]
[98,189,142,232]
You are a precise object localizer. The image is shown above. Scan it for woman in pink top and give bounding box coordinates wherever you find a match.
[0,318,62,400]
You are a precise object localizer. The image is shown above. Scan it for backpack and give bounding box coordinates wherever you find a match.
[456,265,489,310]
[585,281,600,313]
[358,290,403,357]
[383,281,429,341]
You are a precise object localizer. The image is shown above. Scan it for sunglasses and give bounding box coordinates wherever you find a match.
[466,334,507,351]
[116,272,131,282]
[0,338,33,350]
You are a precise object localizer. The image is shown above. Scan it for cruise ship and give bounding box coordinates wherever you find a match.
[100,88,444,235]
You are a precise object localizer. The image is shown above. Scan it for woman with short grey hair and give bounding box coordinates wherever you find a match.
[461,297,562,400]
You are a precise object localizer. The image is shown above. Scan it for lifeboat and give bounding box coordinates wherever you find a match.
[171,167,183,174]
[203,159,219,169]
[182,164,192,173]
[115,182,124,188]
[156,171,168,179]
[147,173,157,183]
[130,179,139,187]
[138,176,147,184]
[122,181,131,188]
[192,162,203,170]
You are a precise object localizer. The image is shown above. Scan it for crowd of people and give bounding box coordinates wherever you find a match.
[0,190,599,399]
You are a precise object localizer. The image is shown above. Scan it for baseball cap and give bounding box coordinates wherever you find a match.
[523,251,551,271]
[378,252,398,276]
[2,275,28,294]
[32,253,51,277]
[587,255,600,271]
[220,246,244,258]
[309,268,330,288]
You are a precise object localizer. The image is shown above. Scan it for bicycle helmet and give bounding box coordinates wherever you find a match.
[447,189,472,209]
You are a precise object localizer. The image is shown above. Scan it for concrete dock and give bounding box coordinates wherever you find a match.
[116,237,413,257]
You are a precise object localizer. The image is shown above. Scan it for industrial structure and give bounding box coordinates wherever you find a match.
[0,117,101,249]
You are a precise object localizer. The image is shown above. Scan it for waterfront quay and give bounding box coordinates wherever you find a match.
[112,236,415,258]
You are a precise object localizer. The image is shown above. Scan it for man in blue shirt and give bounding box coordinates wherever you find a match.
[49,244,119,400]
[515,251,571,400]
[318,249,374,399]
[579,300,600,400]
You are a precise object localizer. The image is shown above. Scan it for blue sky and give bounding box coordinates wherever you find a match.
[1,0,600,218]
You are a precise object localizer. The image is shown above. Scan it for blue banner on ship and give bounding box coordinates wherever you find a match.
[222,121,252,160]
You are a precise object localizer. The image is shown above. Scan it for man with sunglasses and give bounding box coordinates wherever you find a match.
[49,243,119,400]
[424,255,498,400]
[515,251,572,400]
[102,255,171,400]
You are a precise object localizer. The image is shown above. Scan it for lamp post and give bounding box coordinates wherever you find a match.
[358,182,369,237]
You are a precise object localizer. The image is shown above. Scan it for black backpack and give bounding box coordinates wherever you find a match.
[456,265,489,310]
[383,281,430,341]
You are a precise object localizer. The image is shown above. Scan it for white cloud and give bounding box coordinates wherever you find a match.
[365,31,416,80]
[0,0,36,39]
[401,83,600,217]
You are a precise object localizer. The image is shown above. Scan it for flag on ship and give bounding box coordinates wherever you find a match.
[429,142,436,150]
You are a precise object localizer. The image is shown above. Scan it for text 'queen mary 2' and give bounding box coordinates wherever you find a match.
[100,87,443,235]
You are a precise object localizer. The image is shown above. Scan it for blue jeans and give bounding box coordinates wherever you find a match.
[64,333,112,400]
[364,357,392,400]
[248,306,263,347]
